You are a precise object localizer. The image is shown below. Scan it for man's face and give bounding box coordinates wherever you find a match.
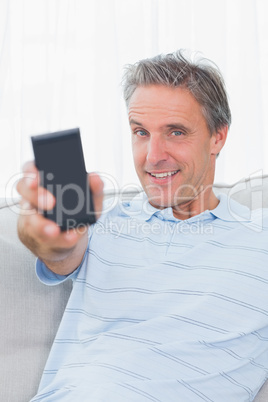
[128,85,225,217]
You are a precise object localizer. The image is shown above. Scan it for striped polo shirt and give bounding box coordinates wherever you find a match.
[33,193,268,401]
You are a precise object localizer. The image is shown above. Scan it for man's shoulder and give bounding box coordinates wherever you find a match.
[99,191,152,221]
[250,206,268,227]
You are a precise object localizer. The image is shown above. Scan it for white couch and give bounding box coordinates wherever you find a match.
[1,176,268,401]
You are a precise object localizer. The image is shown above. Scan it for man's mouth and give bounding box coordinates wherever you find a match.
[148,170,180,179]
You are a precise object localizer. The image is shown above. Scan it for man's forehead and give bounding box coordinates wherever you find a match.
[128,85,196,108]
[128,85,200,121]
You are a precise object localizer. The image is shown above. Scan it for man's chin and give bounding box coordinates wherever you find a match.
[146,194,182,210]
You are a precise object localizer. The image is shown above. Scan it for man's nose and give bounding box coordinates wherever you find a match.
[146,137,168,165]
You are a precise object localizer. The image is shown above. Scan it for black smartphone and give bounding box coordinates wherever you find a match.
[31,128,96,231]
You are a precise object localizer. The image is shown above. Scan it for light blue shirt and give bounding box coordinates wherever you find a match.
[32,193,268,401]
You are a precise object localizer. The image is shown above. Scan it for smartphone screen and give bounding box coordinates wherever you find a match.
[31,128,96,231]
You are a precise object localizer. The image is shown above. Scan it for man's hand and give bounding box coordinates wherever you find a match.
[16,161,103,276]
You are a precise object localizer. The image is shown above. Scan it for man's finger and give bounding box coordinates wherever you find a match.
[89,173,104,219]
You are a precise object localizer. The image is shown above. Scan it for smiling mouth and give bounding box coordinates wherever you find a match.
[149,170,180,179]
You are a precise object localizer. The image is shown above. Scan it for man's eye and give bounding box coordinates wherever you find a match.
[135,130,147,137]
[171,131,183,136]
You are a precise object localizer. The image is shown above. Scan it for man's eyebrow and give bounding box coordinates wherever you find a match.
[129,120,189,132]
[165,123,188,131]
[129,119,142,126]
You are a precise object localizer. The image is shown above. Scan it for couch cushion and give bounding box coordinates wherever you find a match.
[0,201,72,402]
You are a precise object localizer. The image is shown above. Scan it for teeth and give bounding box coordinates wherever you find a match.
[150,170,178,178]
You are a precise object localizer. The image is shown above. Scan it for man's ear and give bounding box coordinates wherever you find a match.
[211,125,228,155]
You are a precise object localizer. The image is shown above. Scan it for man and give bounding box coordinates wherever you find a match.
[17,50,268,401]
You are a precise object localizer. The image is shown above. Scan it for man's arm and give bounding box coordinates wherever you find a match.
[16,161,103,276]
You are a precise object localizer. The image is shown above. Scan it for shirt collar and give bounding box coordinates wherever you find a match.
[210,193,251,222]
[121,192,252,223]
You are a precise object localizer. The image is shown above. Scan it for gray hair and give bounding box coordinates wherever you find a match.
[122,50,231,134]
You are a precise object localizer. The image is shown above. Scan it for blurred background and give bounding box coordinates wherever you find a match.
[0,0,268,198]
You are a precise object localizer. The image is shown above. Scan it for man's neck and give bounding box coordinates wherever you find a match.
[171,190,219,221]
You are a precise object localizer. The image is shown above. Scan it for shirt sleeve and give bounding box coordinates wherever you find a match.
[35,258,81,285]
[35,232,91,286]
